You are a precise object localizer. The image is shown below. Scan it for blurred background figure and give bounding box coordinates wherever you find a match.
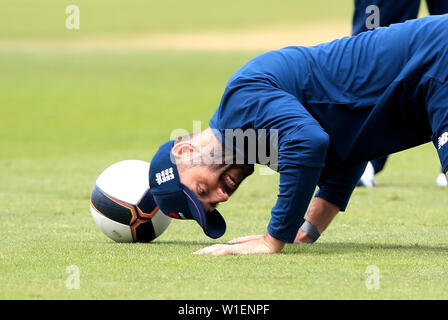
[353,0,448,187]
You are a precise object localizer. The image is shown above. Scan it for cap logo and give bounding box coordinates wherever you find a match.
[166,212,186,219]
[155,167,175,185]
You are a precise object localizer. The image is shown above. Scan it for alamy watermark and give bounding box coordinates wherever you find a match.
[170,121,279,175]
[66,265,80,290]
[365,265,380,290]
[66,5,80,30]
[365,5,380,30]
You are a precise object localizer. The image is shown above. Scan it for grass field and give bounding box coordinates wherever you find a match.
[1,1,447,300]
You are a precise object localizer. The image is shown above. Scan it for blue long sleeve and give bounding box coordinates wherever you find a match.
[267,124,329,243]
[210,82,332,243]
[268,164,323,243]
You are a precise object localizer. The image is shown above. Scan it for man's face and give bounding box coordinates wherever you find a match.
[178,163,254,213]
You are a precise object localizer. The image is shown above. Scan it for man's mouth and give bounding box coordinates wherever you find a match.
[217,163,254,196]
[224,173,237,189]
[220,171,238,195]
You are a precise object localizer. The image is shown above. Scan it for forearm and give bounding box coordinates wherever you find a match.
[294,163,367,243]
[294,197,340,243]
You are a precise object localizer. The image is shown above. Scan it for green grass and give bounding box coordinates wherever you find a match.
[1,51,447,300]
[0,0,445,300]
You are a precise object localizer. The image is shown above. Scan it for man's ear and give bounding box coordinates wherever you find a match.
[172,142,200,163]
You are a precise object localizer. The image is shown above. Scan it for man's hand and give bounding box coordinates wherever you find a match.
[193,233,285,256]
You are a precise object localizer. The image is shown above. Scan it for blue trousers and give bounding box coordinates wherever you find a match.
[353,0,448,174]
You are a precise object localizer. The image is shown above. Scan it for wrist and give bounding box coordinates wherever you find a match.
[264,233,285,253]
[299,220,321,242]
[294,229,314,243]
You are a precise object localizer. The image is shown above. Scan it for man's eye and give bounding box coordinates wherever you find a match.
[197,186,206,196]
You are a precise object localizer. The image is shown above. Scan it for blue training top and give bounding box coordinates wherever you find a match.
[209,15,448,242]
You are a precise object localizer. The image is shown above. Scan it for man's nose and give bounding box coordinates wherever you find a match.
[213,188,230,203]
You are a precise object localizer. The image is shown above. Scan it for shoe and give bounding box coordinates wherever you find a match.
[357,161,376,188]
[436,172,447,187]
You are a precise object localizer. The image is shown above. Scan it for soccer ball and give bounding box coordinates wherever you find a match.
[90,160,171,243]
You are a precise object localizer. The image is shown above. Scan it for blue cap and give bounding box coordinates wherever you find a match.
[149,140,226,239]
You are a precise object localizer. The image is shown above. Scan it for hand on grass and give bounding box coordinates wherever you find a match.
[193,233,285,256]
[228,234,265,244]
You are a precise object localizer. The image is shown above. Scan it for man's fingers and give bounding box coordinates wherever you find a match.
[193,244,218,255]
[194,244,241,256]
[212,247,232,256]
[193,234,280,256]
[193,244,229,255]
[228,234,264,244]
